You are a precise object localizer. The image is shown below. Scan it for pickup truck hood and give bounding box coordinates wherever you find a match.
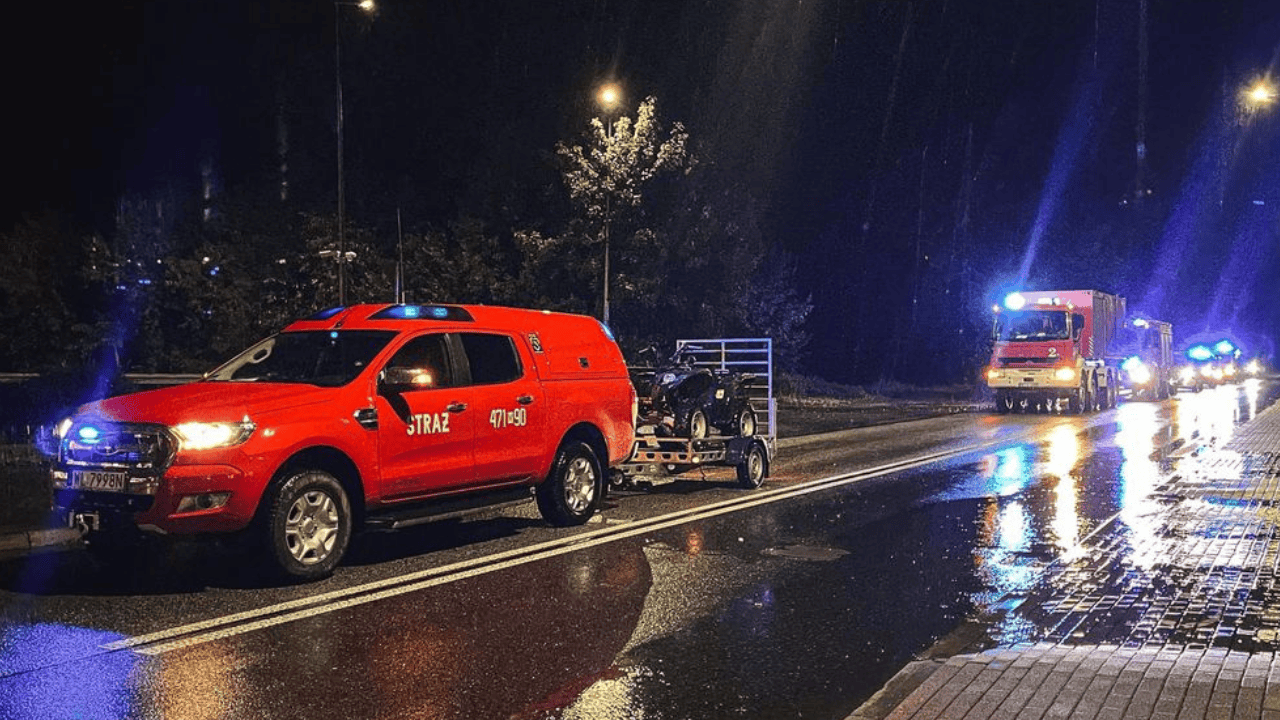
[75,382,345,426]
[992,340,1075,367]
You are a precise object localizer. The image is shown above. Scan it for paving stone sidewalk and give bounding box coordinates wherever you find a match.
[851,397,1280,720]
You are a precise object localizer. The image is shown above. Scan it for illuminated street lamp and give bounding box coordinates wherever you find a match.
[596,82,622,325]
[334,0,375,305]
[1246,79,1276,108]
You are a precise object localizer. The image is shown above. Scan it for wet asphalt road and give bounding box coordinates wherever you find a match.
[0,379,1275,719]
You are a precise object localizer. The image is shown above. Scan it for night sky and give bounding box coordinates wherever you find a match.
[5,0,1279,383]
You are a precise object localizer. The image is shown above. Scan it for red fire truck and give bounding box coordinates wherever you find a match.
[985,290,1125,413]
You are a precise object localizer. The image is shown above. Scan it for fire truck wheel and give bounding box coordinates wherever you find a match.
[537,441,602,526]
[265,469,352,582]
[736,443,768,489]
[688,410,709,439]
[994,393,1013,414]
[1068,388,1084,414]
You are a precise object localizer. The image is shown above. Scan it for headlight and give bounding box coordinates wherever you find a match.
[1179,367,1195,382]
[1054,367,1076,382]
[1246,360,1261,375]
[171,420,256,450]
[1201,365,1214,378]
[53,417,74,440]
[986,368,1000,381]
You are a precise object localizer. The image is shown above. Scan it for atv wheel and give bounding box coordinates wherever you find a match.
[688,410,709,439]
[733,407,758,437]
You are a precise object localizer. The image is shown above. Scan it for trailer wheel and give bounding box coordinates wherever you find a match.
[736,443,767,489]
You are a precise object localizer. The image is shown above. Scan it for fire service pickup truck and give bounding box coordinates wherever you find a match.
[50,304,637,581]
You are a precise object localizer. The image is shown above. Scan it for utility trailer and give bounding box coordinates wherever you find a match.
[615,338,775,490]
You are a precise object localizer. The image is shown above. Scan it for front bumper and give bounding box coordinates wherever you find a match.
[986,367,1079,394]
[52,463,259,535]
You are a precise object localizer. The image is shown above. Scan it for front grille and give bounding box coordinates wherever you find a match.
[61,423,175,471]
[999,357,1052,367]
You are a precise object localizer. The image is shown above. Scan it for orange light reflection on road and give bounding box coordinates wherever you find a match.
[1044,425,1081,553]
[1115,401,1162,569]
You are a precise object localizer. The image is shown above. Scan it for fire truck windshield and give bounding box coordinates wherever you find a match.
[207,330,397,387]
[996,310,1070,341]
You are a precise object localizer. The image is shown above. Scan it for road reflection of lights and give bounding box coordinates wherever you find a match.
[562,665,654,720]
[997,501,1029,553]
[685,528,704,557]
[1044,426,1081,551]
[1174,385,1240,448]
[1244,379,1261,417]
[1115,402,1163,570]
[0,624,138,720]
[157,643,248,720]
[994,446,1030,497]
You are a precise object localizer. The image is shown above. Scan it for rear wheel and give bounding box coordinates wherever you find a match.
[265,469,351,582]
[537,442,602,526]
[734,407,758,437]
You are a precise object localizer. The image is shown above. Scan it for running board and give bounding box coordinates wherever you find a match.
[364,486,536,531]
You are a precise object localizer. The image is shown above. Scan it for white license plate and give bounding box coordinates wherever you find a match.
[70,470,128,493]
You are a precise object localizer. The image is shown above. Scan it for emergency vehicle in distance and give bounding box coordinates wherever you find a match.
[985,290,1124,413]
[1115,315,1175,400]
[49,304,637,581]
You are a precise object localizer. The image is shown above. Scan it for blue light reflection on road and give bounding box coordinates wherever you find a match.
[0,623,139,720]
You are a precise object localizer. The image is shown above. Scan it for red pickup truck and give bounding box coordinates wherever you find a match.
[51,304,637,581]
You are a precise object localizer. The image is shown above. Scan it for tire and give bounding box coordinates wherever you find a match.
[536,441,602,526]
[734,407,758,437]
[688,410,709,439]
[1068,388,1083,414]
[265,469,351,582]
[994,392,1013,414]
[736,443,767,489]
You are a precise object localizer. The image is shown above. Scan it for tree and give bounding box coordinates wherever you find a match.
[551,96,693,321]
[0,214,99,370]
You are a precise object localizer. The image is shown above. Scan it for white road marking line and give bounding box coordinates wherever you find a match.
[116,435,1032,656]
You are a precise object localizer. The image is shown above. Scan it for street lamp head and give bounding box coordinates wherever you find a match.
[358,0,375,11]
[1241,78,1276,113]
[597,83,622,111]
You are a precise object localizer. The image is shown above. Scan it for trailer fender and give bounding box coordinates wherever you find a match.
[725,436,770,475]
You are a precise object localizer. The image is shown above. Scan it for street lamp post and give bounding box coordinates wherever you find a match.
[334,0,375,306]
[596,83,621,325]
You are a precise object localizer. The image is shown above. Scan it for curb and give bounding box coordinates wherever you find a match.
[0,526,83,561]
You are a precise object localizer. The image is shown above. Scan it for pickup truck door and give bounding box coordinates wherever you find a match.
[374,332,476,498]
[460,332,547,485]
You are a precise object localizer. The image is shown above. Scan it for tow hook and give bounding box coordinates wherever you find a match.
[71,512,100,533]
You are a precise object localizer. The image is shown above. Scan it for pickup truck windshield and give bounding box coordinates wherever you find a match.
[207,330,397,387]
[996,311,1070,341]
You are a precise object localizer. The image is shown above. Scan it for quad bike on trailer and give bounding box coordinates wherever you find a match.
[632,345,758,439]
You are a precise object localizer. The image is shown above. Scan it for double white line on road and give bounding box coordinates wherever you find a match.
[106,434,1029,657]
